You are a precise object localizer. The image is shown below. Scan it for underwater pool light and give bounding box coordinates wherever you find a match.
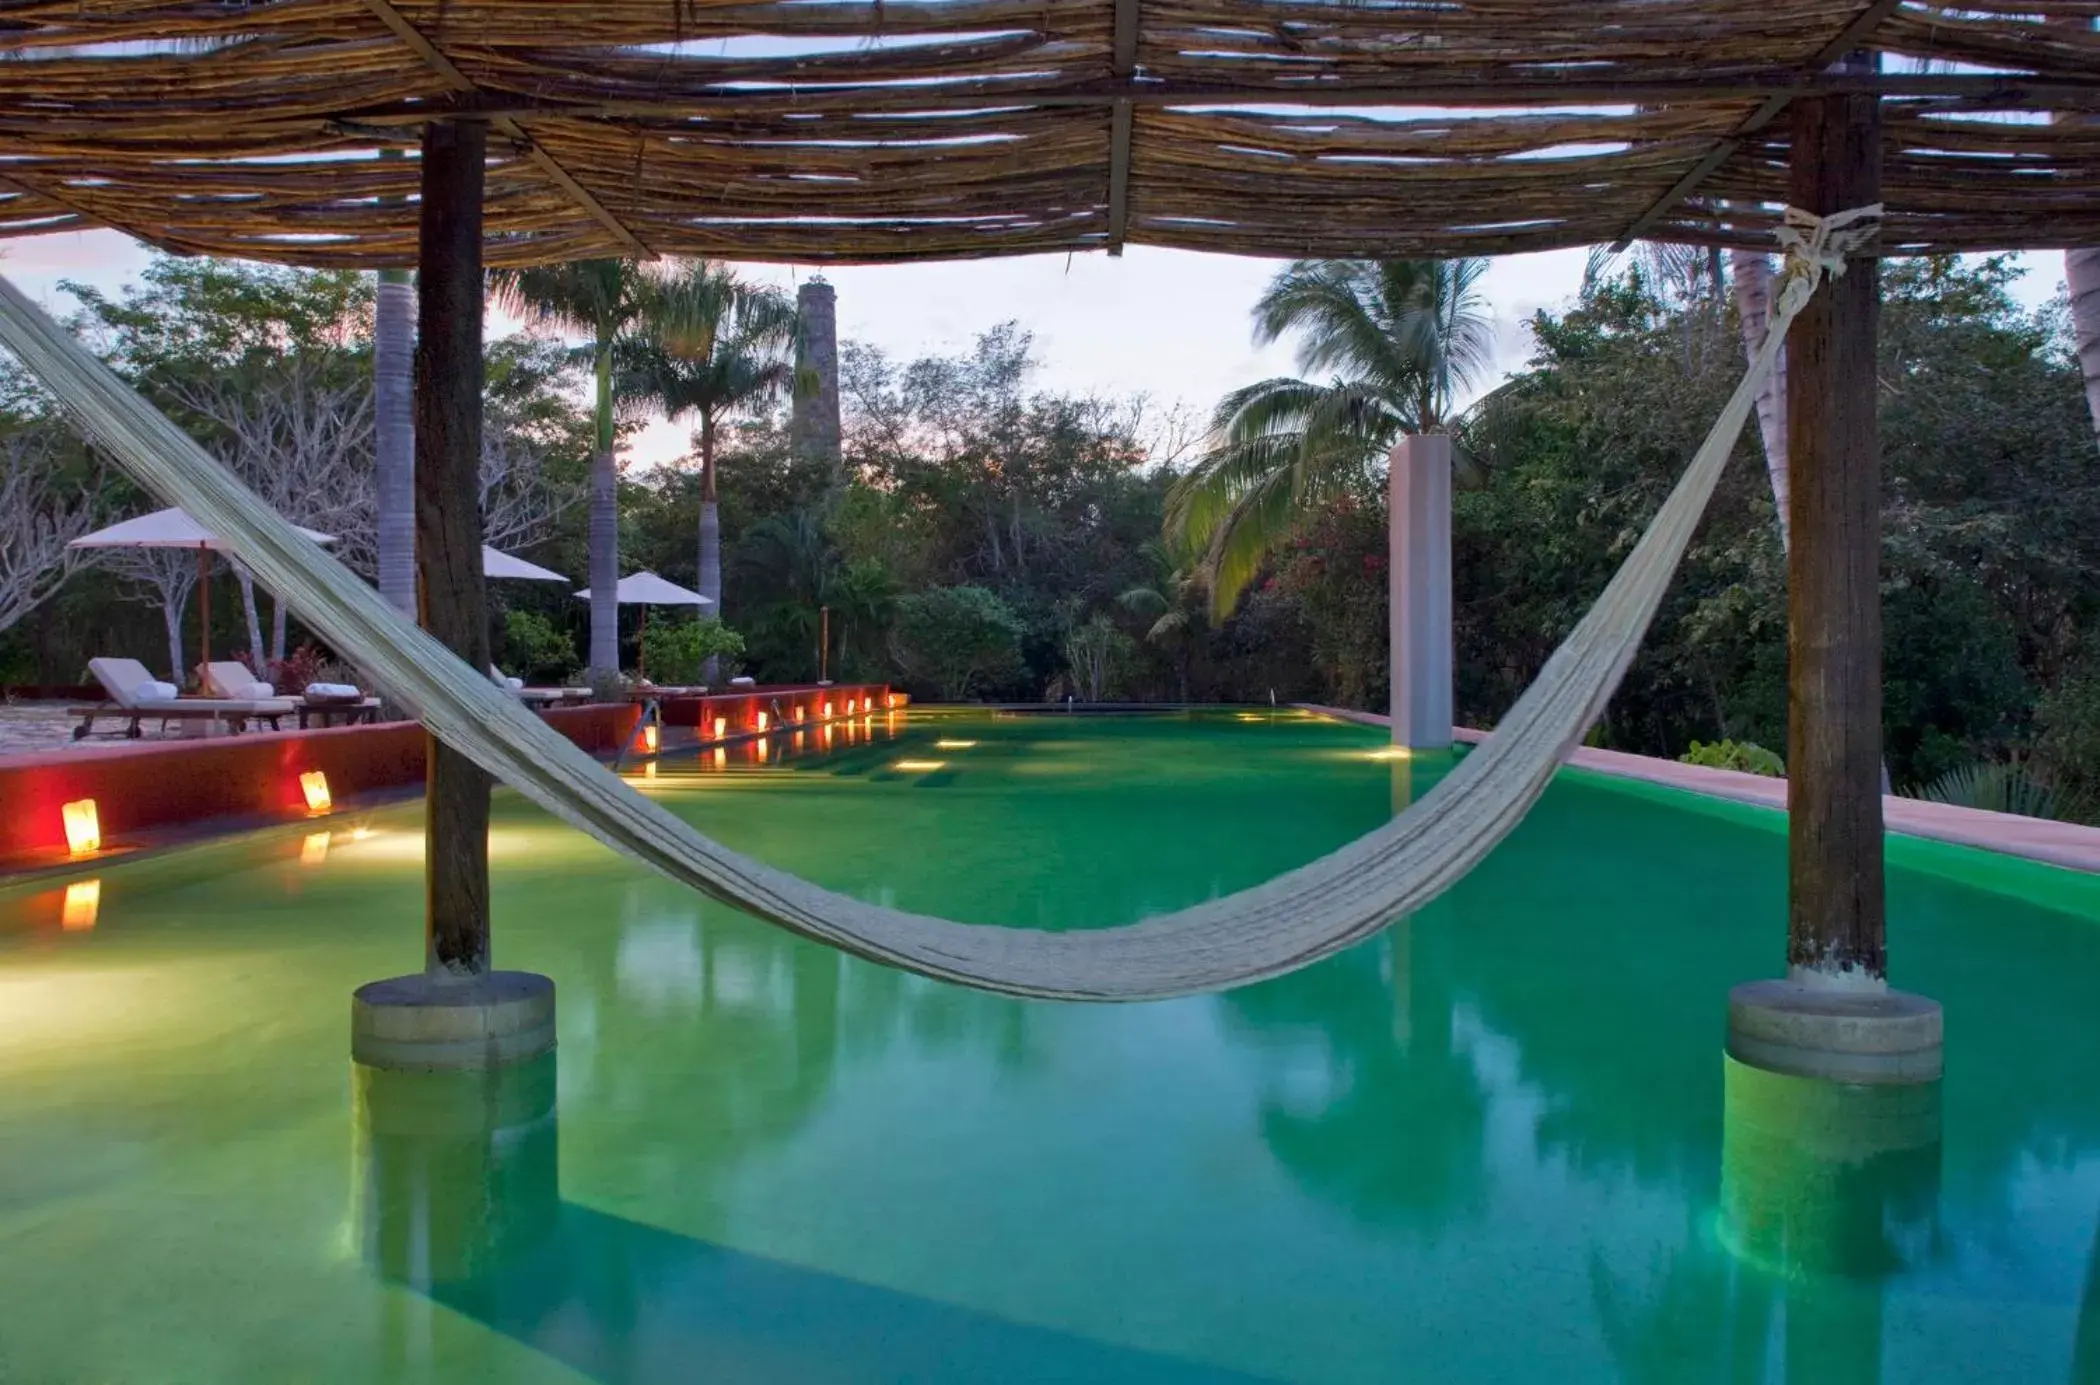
[299,770,333,814]
[61,798,100,856]
[1363,746,1411,761]
[934,739,977,750]
[892,759,945,773]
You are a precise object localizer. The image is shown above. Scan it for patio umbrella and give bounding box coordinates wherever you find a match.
[574,570,711,681]
[483,546,568,583]
[69,505,334,681]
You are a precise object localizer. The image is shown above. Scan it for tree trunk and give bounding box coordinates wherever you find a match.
[587,346,621,676]
[697,413,723,686]
[235,563,267,668]
[1730,249,1791,551]
[375,264,417,616]
[161,596,185,686]
[2071,247,2100,450]
[415,118,493,977]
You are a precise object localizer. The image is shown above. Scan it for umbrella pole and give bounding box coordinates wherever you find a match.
[638,604,648,682]
[196,541,210,685]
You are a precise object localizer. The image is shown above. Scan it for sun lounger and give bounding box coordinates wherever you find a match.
[69,657,296,741]
[202,661,381,729]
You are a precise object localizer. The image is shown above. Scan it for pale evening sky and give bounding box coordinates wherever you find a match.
[0,228,2069,472]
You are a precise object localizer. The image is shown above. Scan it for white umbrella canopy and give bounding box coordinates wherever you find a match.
[483,546,568,582]
[573,570,712,606]
[574,571,713,682]
[69,505,335,680]
[70,504,335,550]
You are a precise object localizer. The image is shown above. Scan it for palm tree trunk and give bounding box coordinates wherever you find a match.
[587,345,621,676]
[374,266,417,616]
[696,412,723,686]
[2070,247,2100,450]
[1730,249,1790,551]
[234,562,266,667]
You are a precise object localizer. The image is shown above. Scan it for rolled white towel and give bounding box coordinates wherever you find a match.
[507,677,524,691]
[244,681,276,699]
[139,679,180,702]
[729,676,756,687]
[304,682,360,699]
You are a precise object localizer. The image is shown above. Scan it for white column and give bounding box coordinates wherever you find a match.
[1389,433,1453,749]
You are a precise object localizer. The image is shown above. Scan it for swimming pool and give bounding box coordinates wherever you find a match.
[3,710,2098,1383]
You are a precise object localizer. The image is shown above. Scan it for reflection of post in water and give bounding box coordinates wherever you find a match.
[1389,754,1414,819]
[1718,1057,1941,1384]
[353,1052,560,1289]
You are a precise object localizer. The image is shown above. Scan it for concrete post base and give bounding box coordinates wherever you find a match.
[351,970,556,1072]
[1726,978,1942,1085]
[352,1050,559,1285]
[1720,1055,1941,1281]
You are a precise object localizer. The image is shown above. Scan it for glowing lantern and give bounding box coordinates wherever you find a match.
[755,710,770,732]
[823,701,834,719]
[640,724,660,753]
[62,879,100,931]
[711,716,728,739]
[300,831,331,866]
[61,798,100,856]
[299,770,332,814]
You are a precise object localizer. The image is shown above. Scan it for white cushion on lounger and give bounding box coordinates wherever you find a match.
[140,679,179,701]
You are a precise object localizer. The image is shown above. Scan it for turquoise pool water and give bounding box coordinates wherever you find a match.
[2,709,2099,1383]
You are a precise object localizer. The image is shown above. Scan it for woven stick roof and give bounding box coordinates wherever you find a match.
[0,0,2095,267]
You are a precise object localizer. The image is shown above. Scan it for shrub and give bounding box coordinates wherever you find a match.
[501,609,577,684]
[238,643,327,696]
[640,617,745,686]
[890,585,1025,701]
[1062,612,1136,702]
[2035,660,2100,814]
[1906,759,2064,822]
[1678,739,1785,777]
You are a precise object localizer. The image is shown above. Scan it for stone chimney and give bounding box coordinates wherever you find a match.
[791,278,841,472]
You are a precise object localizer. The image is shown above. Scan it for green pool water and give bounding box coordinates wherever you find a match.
[4,709,2100,1384]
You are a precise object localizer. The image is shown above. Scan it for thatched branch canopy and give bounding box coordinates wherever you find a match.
[0,0,2095,266]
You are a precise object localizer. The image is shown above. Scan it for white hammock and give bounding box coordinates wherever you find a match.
[0,208,1874,1001]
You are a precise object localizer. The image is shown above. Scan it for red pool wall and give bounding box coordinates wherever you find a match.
[656,684,892,731]
[0,702,639,865]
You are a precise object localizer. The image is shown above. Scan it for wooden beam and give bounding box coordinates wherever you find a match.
[317,67,2100,127]
[1786,51,1884,984]
[1106,0,1137,255]
[1612,0,1905,249]
[358,0,653,258]
[415,117,494,977]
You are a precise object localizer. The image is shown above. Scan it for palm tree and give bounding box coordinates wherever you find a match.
[1167,257,1493,616]
[619,264,797,644]
[1117,544,1209,702]
[2071,249,2100,449]
[489,260,653,675]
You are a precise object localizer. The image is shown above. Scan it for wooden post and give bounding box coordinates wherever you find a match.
[415,119,493,977]
[1786,52,1882,985]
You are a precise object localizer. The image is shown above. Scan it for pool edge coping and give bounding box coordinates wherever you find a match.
[1295,703,2100,878]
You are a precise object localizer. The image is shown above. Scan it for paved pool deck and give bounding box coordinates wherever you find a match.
[1301,704,2100,876]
